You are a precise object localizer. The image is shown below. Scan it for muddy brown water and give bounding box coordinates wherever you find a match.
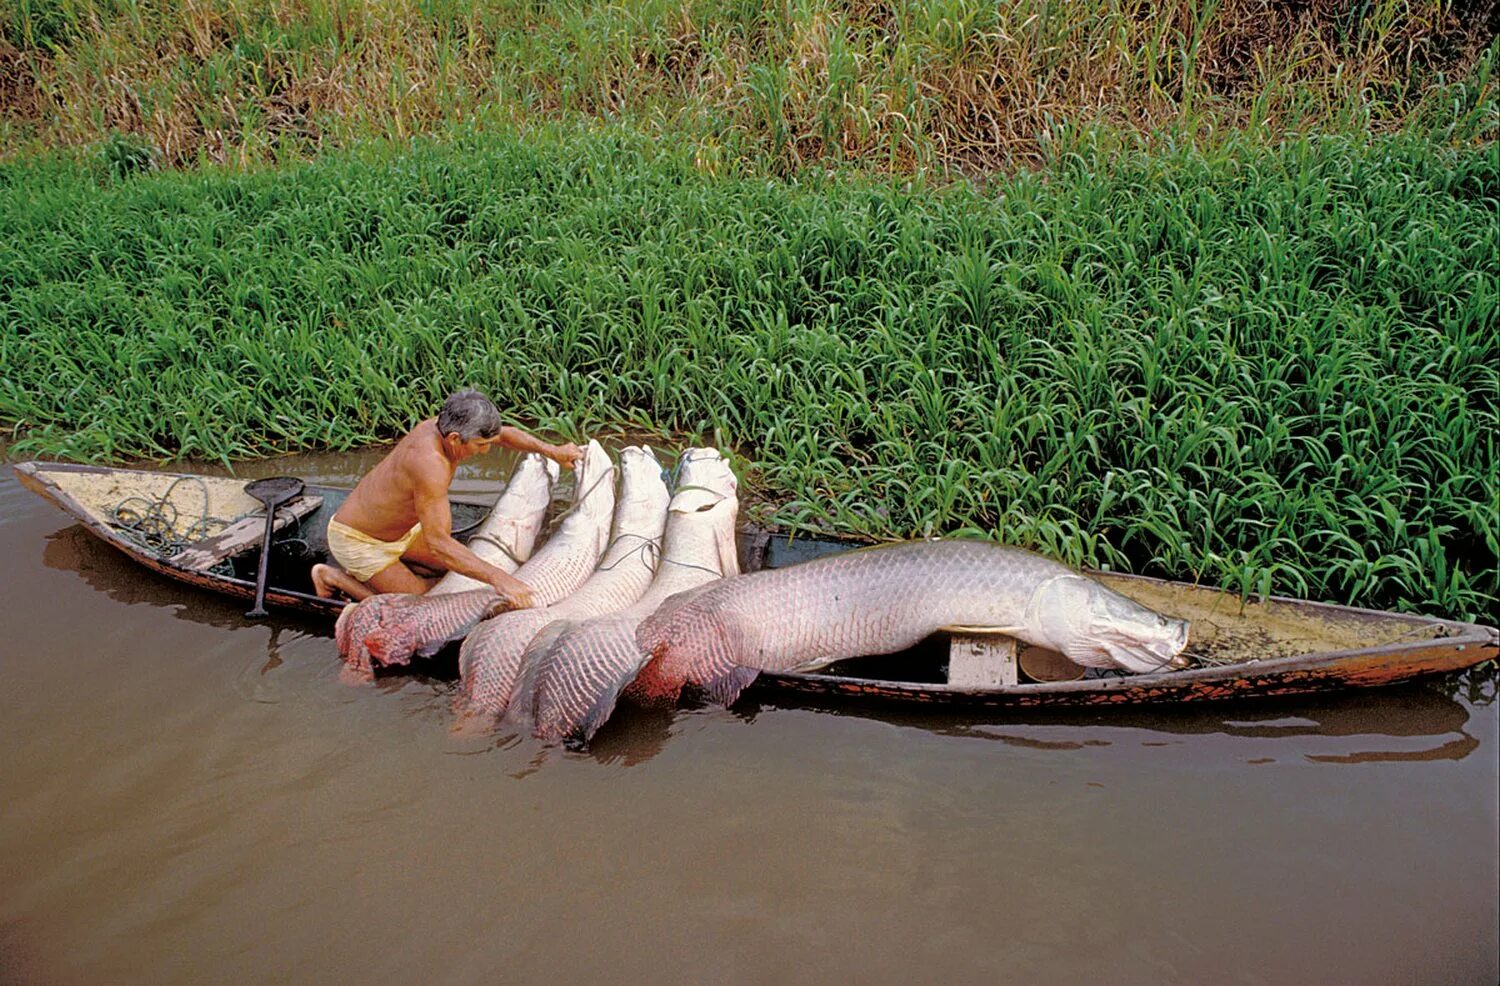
[2,450,1496,985]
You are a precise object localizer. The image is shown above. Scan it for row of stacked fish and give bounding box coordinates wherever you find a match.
[334,440,1192,748]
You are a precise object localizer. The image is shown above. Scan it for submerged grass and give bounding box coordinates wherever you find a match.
[2,123,1495,620]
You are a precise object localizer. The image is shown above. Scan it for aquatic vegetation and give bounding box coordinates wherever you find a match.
[2,123,1494,620]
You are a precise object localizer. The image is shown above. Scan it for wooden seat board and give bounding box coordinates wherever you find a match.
[168,495,323,571]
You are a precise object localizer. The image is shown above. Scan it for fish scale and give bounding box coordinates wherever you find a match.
[504,449,740,746]
[634,539,1191,707]
[502,439,617,605]
[457,445,671,718]
[429,453,558,595]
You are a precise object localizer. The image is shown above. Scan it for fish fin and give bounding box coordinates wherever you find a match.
[940,624,1027,636]
[502,619,572,729]
[414,639,449,659]
[698,666,760,706]
[417,622,487,660]
[526,618,652,748]
[559,648,655,749]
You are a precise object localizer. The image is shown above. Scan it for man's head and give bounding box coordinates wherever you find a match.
[438,389,501,439]
[438,389,503,459]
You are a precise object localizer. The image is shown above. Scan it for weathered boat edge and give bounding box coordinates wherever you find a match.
[756,629,1498,708]
[14,460,352,618]
[14,460,1498,707]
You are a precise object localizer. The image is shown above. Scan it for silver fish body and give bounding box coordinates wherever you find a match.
[505,448,740,746]
[457,445,670,719]
[430,453,558,595]
[633,539,1191,707]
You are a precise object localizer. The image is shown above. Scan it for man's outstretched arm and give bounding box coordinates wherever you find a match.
[411,469,535,607]
[495,426,583,470]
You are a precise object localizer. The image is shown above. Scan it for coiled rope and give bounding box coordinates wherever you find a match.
[109,477,228,555]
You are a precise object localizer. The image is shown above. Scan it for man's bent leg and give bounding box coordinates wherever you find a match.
[312,564,376,602]
[366,559,436,596]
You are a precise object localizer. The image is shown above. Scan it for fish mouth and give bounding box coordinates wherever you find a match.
[1096,617,1190,673]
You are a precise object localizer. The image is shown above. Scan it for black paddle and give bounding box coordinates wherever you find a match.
[244,476,305,619]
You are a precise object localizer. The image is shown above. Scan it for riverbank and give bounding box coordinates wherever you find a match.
[4,0,1492,173]
[2,122,1495,619]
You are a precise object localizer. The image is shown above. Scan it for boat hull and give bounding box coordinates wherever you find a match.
[14,460,1497,707]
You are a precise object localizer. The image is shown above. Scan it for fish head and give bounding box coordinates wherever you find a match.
[621,444,669,501]
[1030,576,1189,674]
[617,445,671,516]
[671,448,738,509]
[508,452,560,501]
[669,448,740,576]
[571,440,616,518]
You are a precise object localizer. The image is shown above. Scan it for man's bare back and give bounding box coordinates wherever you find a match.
[335,418,459,542]
[312,391,582,604]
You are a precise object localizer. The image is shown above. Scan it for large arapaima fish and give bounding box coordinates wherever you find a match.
[631,539,1192,707]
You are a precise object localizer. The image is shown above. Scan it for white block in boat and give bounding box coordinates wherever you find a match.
[944,626,1019,689]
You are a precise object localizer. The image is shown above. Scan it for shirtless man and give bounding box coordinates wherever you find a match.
[310,390,582,605]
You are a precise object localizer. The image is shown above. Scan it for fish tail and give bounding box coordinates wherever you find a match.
[363,627,404,666]
[530,618,651,747]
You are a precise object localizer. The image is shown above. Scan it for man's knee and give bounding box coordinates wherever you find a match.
[368,561,433,596]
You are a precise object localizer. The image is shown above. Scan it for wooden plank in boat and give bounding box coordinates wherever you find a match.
[945,626,1019,688]
[168,494,323,571]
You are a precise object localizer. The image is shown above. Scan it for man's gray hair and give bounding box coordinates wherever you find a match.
[437,389,503,440]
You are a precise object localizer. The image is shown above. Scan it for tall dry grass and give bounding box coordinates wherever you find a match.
[3,0,1493,173]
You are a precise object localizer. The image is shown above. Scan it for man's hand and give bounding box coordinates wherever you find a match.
[550,443,584,470]
[491,572,536,610]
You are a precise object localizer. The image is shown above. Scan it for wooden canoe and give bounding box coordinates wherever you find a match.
[13,460,1497,709]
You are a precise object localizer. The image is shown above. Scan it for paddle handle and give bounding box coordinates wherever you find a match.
[245,505,277,618]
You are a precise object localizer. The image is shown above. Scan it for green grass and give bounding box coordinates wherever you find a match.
[2,123,1495,620]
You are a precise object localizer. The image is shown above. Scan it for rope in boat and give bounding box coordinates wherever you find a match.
[109,477,229,556]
